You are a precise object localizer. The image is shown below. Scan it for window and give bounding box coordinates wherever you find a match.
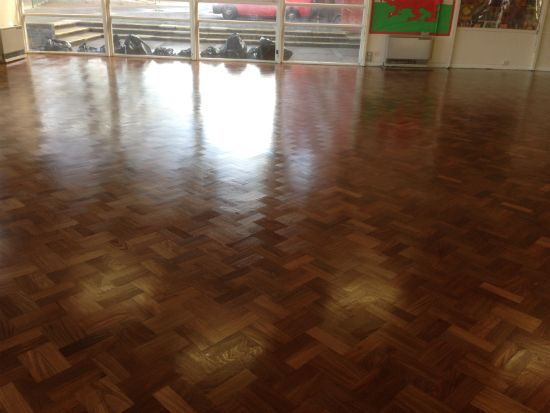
[199,0,278,61]
[109,1,190,58]
[111,19,192,58]
[283,2,364,63]
[23,0,105,55]
[199,21,277,61]
[20,0,370,64]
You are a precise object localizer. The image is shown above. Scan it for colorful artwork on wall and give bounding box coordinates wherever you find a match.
[370,0,455,35]
[458,0,541,30]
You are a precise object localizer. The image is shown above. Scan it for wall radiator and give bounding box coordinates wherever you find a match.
[0,26,25,63]
[384,35,433,66]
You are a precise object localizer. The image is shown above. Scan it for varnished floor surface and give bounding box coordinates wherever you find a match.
[1,56,550,413]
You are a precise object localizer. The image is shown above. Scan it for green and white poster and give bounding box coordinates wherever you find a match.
[370,0,455,35]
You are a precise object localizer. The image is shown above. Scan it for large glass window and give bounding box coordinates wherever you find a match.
[199,0,278,61]
[199,21,277,60]
[458,0,542,29]
[21,0,368,64]
[111,18,192,57]
[25,16,105,54]
[23,0,105,54]
[284,24,361,63]
[109,1,190,58]
[283,2,363,64]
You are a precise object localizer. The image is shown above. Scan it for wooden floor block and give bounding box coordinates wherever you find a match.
[472,387,536,413]
[0,383,33,413]
[76,378,134,413]
[17,342,71,382]
[479,282,524,304]
[154,386,197,413]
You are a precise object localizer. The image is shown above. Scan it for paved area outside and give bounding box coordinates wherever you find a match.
[23,0,353,28]
[25,0,215,19]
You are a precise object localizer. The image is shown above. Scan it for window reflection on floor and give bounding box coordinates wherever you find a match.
[199,64,276,159]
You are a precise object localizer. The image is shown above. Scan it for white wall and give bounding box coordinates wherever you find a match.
[451,28,537,69]
[0,0,19,27]
[366,29,538,70]
[537,32,550,70]
[536,2,550,70]
[365,34,386,66]
[431,36,454,66]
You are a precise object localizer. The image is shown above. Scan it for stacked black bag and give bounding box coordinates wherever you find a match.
[201,34,293,61]
[44,39,72,51]
[200,33,248,58]
[247,37,293,61]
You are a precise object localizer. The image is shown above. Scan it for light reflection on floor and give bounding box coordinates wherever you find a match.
[200,64,276,159]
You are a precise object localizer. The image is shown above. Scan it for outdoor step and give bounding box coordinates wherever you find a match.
[199,33,358,42]
[283,40,358,47]
[55,26,90,37]
[146,27,348,38]
[57,32,104,46]
[52,20,80,29]
[110,29,353,39]
[81,21,350,38]
[120,32,357,46]
[125,35,357,48]
[203,33,357,41]
[112,28,192,37]
[110,29,352,42]
[109,32,358,46]
[52,20,357,47]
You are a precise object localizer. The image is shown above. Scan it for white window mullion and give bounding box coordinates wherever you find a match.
[358,0,371,66]
[191,0,199,60]
[447,0,462,68]
[16,0,29,53]
[276,0,285,63]
[532,0,549,69]
[102,0,114,56]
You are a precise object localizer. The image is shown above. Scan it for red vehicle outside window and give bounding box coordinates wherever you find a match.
[213,0,314,20]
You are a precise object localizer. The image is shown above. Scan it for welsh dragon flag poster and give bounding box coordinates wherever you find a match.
[370,0,455,35]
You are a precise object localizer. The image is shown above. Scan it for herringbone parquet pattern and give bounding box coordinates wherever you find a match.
[0,56,549,413]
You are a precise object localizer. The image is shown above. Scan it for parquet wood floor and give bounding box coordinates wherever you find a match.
[0,56,549,413]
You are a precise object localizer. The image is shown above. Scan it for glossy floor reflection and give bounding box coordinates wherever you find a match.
[0,56,550,413]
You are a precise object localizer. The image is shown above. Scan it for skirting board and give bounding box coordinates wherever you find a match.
[450,63,533,70]
[367,62,537,71]
[367,61,448,67]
